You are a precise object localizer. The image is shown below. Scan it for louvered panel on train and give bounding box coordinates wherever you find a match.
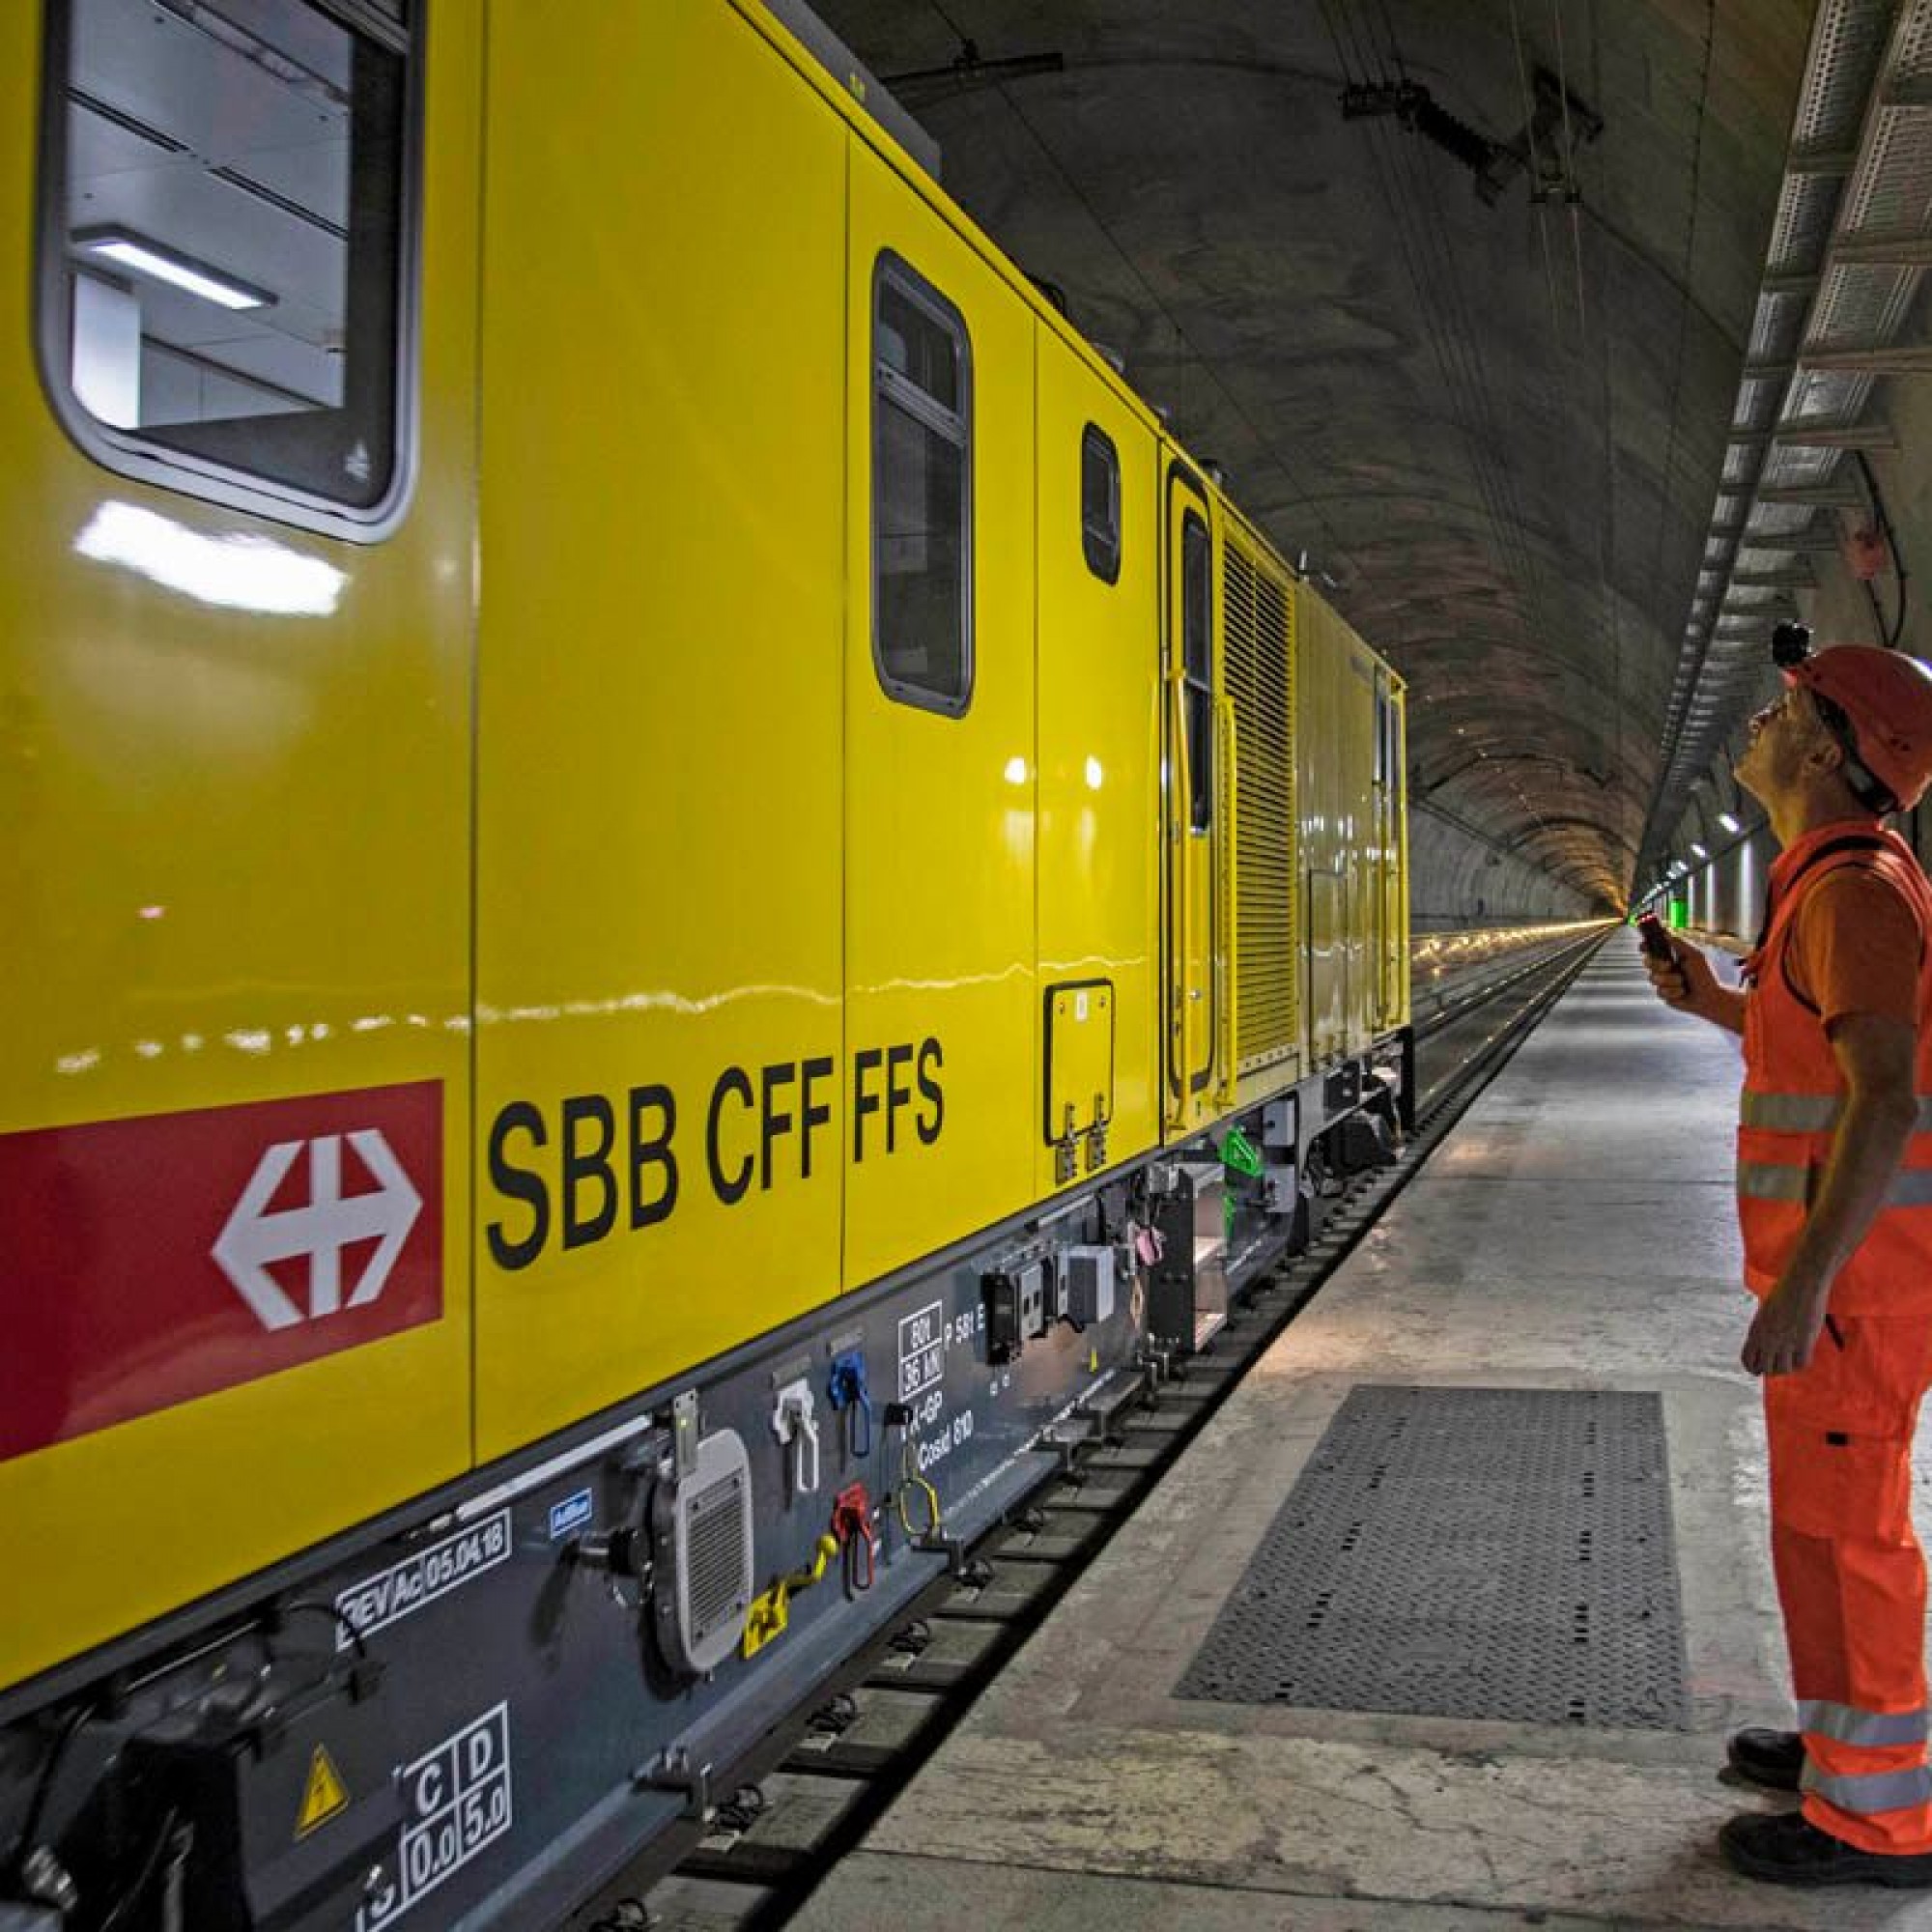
[1221,531,1298,1074]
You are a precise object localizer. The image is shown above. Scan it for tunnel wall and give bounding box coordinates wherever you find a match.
[1679,823,1776,945]
[1408,803,1595,932]
[1676,810,1931,949]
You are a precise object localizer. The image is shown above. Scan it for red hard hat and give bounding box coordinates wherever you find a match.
[1783,644,1932,810]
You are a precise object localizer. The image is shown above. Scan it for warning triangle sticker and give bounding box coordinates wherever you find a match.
[295,1743,350,1839]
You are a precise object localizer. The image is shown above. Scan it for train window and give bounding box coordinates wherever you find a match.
[38,0,415,538]
[1377,679,1404,805]
[1081,424,1121,583]
[873,254,973,715]
[1181,511,1213,833]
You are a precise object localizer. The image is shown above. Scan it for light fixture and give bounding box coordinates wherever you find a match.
[1718,811,1741,833]
[1690,841,1708,859]
[73,226,273,311]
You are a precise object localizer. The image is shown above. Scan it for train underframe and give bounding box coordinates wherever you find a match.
[0,1027,1412,1932]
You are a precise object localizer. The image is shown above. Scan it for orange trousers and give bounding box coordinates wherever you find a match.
[1765,1313,1932,1854]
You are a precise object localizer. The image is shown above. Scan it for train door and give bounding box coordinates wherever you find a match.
[1164,465,1221,1131]
[842,143,1037,1289]
[1374,668,1407,1029]
[1299,597,1348,1063]
[471,2,849,1457]
[1033,357,1160,1200]
[1343,647,1378,1051]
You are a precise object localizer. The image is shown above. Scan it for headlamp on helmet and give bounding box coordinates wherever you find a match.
[1769,627,1932,813]
[1771,621,1812,670]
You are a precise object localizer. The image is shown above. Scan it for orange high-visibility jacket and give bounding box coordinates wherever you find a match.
[1738,821,1932,1311]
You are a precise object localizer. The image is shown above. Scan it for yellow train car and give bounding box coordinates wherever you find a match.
[0,2,1408,1923]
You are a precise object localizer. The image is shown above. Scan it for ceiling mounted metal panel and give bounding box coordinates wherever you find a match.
[1640,0,1932,891]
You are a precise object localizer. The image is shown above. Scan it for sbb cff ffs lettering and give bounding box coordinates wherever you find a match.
[485,1039,946,1271]
[852,1037,943,1160]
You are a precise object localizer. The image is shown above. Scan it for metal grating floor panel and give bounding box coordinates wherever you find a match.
[1176,1386,1690,1729]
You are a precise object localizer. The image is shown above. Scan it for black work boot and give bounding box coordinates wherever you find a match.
[1726,1727,1804,1792]
[1720,1809,1932,1888]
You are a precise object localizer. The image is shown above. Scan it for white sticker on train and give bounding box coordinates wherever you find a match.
[334,1510,513,1647]
[358,1702,513,1930]
[897,1298,946,1402]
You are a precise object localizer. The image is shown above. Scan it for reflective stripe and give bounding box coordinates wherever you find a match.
[1741,1093,1932,1132]
[1743,1093,1843,1132]
[1738,1161,1932,1208]
[1800,1700,1930,1747]
[1801,1760,1932,1815]
[1738,1161,1812,1203]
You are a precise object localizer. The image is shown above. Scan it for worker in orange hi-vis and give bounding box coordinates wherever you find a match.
[1646,628,1932,1887]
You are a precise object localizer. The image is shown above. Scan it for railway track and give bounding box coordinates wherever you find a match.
[564,928,1611,1932]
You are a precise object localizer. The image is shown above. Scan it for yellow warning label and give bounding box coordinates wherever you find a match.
[295,1744,350,1839]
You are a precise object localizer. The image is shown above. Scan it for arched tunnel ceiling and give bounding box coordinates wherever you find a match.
[808,0,1824,911]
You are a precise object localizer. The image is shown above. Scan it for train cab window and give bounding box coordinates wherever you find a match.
[1081,424,1121,583]
[1181,511,1213,833]
[1376,677,1403,807]
[38,0,415,538]
[873,255,973,714]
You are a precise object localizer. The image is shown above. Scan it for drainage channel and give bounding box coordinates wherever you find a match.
[565,933,1606,1932]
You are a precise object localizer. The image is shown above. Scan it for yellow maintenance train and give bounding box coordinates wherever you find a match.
[0,2,1408,1923]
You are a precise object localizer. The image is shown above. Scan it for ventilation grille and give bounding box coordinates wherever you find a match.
[653,1426,753,1676]
[1222,534,1296,1073]
[686,1468,751,1646]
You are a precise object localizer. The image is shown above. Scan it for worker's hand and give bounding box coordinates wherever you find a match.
[1643,936,1722,1018]
[1741,1280,1830,1378]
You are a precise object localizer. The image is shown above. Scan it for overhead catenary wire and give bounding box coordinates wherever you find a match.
[1642,0,1720,813]
[1339,40,1550,809]
[1550,0,1588,336]
[1509,0,1563,340]
[1356,0,1555,619]
[1585,0,1627,823]
[1321,0,1532,613]
[1539,0,1623,818]
[1515,0,1617,890]
[1327,0,1576,863]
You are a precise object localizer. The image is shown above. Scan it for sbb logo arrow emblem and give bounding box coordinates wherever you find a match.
[0,1080,442,1463]
[214,1130,423,1329]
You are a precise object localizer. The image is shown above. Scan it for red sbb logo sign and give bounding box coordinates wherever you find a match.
[0,1082,441,1462]
[214,1128,423,1329]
